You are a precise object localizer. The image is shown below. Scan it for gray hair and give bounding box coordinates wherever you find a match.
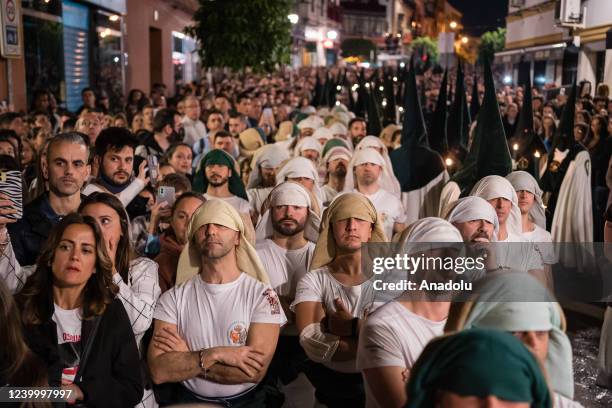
[47,132,90,159]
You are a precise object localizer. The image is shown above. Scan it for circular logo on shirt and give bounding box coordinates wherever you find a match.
[227,321,248,345]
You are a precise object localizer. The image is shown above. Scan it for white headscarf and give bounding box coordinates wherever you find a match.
[295,137,323,158]
[446,196,500,238]
[297,116,319,131]
[343,148,401,197]
[275,156,323,206]
[247,144,290,189]
[506,171,546,229]
[398,217,464,253]
[470,175,522,237]
[176,199,270,285]
[329,122,348,138]
[355,136,401,196]
[323,146,352,164]
[255,182,321,242]
[312,127,334,144]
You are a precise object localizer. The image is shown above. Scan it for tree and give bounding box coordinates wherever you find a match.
[409,36,439,71]
[185,0,293,72]
[478,28,506,64]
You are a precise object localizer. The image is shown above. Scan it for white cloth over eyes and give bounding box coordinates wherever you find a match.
[470,175,523,237]
[446,196,500,237]
[355,136,401,196]
[312,127,334,143]
[506,170,546,229]
[295,137,323,157]
[247,144,290,189]
[329,122,348,137]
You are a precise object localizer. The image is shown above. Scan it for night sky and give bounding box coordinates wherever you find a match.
[447,0,508,37]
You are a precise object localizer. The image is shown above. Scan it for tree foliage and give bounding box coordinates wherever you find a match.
[478,28,506,64]
[185,0,293,72]
[410,36,439,71]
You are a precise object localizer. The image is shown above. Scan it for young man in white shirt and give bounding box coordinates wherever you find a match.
[255,182,320,404]
[148,199,286,406]
[292,193,387,407]
[181,95,207,146]
[357,218,464,408]
[344,148,406,239]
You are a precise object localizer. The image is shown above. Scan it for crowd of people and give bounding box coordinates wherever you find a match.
[0,59,611,408]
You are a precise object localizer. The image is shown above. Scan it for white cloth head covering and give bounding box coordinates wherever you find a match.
[334,112,351,126]
[317,107,331,117]
[275,156,323,205]
[301,106,316,115]
[470,175,522,237]
[395,217,464,255]
[323,146,352,164]
[506,171,546,229]
[297,116,319,131]
[329,122,348,138]
[255,182,321,242]
[446,196,500,237]
[312,127,334,143]
[311,115,325,129]
[247,144,290,189]
[295,137,323,157]
[176,199,270,285]
[355,136,401,196]
[343,148,401,198]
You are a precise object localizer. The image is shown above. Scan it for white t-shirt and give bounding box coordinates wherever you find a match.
[522,224,556,264]
[357,188,406,240]
[247,187,273,216]
[321,184,340,206]
[357,301,445,408]
[256,239,315,299]
[496,231,544,272]
[153,273,287,398]
[52,305,83,385]
[291,266,377,373]
[204,194,251,216]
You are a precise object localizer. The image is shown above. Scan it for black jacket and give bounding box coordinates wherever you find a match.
[7,193,57,266]
[21,298,144,408]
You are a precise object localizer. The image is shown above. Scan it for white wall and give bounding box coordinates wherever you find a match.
[583,0,612,28]
[505,8,564,45]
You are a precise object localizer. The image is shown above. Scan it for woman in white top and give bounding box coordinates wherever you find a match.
[79,192,161,408]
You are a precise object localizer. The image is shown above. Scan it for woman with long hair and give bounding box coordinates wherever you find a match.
[15,214,143,406]
[79,192,160,407]
[586,114,612,241]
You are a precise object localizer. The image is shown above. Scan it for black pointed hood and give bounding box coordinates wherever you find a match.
[429,69,449,155]
[390,60,445,192]
[451,59,513,195]
[447,63,470,151]
[470,71,480,120]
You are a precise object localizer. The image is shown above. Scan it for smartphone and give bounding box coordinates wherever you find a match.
[0,170,23,219]
[156,186,175,207]
[147,155,159,187]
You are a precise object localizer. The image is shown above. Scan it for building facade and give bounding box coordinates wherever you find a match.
[497,0,612,91]
[0,0,197,113]
[291,0,342,67]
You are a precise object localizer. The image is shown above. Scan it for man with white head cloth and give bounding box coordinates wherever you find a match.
[321,144,351,206]
[358,217,464,408]
[344,148,406,239]
[149,199,286,405]
[275,156,323,209]
[297,117,319,139]
[293,193,387,407]
[246,144,290,221]
[313,127,334,146]
[470,175,545,273]
[295,137,322,163]
[255,182,319,405]
[355,135,401,197]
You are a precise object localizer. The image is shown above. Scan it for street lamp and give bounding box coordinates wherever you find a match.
[288,14,299,24]
[327,30,338,40]
[449,21,457,29]
[461,36,469,44]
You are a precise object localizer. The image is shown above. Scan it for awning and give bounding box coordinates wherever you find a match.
[495,42,567,64]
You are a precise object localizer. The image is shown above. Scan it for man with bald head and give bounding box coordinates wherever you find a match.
[181,95,207,146]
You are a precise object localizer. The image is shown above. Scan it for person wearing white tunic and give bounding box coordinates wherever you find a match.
[275,156,324,209]
[292,193,387,407]
[255,182,319,406]
[321,145,351,206]
[343,148,406,239]
[246,144,290,220]
[295,136,322,164]
[354,135,401,198]
[357,217,464,408]
[148,199,286,405]
[470,175,544,273]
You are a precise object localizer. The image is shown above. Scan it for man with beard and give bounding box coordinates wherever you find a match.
[246,144,290,221]
[136,108,182,159]
[292,193,387,407]
[149,199,286,405]
[83,127,148,206]
[255,182,320,406]
[7,132,91,265]
[195,149,251,218]
[348,117,367,147]
[358,218,463,408]
[344,148,406,239]
[321,145,351,206]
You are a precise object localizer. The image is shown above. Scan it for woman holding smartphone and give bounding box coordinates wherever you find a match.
[14,214,143,406]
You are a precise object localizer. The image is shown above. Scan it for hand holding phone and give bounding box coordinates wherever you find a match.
[147,156,160,187]
[0,170,23,221]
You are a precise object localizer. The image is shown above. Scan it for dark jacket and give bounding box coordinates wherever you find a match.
[154,229,183,293]
[21,298,144,408]
[7,193,59,266]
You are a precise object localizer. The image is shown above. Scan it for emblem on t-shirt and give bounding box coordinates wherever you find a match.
[228,321,248,345]
[263,288,281,315]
